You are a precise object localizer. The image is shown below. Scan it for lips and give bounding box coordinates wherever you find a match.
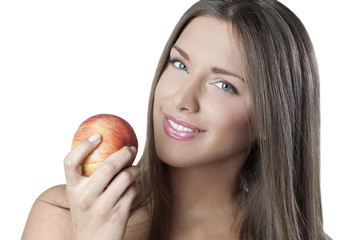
[163,114,205,141]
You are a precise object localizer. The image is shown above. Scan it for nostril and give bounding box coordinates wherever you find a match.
[172,78,201,113]
[174,96,200,113]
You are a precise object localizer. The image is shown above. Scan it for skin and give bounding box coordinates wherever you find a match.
[22,16,254,240]
[22,138,148,240]
[153,16,254,239]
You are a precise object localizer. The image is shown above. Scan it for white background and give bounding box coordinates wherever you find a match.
[0,0,359,239]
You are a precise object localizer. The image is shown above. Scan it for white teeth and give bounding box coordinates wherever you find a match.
[168,119,203,133]
[183,127,191,132]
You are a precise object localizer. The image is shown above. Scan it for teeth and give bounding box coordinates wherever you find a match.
[168,119,203,133]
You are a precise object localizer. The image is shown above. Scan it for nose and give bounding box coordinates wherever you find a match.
[172,78,200,113]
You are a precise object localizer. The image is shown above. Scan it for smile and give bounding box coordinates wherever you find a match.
[163,114,205,141]
[168,119,204,133]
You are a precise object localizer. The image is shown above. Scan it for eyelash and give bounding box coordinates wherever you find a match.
[168,57,239,95]
[169,57,189,72]
[214,81,239,95]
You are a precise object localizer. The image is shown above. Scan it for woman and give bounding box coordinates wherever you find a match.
[22,0,329,239]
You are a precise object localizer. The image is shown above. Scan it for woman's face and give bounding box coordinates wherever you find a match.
[153,16,254,168]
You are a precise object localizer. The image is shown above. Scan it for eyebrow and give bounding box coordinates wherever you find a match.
[211,67,245,82]
[173,45,190,61]
[172,45,245,82]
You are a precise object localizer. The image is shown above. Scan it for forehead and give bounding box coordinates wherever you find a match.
[174,16,242,71]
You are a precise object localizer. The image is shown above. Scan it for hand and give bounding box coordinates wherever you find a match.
[64,134,140,240]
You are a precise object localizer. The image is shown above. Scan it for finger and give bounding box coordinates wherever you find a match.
[105,146,137,167]
[100,166,141,209]
[114,181,141,220]
[99,182,140,227]
[64,133,101,185]
[87,146,137,195]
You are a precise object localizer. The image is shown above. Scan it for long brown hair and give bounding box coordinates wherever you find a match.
[132,0,324,239]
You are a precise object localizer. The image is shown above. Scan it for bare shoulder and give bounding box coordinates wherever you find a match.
[124,206,150,240]
[37,184,69,209]
[22,184,150,240]
[22,184,71,240]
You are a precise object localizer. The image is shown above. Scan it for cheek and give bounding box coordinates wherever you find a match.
[156,68,182,95]
[208,100,254,149]
[153,68,185,118]
[223,114,251,144]
[153,75,172,147]
[153,85,163,138]
[153,75,169,113]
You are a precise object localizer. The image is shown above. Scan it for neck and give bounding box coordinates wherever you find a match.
[169,156,244,222]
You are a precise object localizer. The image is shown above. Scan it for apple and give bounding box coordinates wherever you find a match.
[71,114,138,176]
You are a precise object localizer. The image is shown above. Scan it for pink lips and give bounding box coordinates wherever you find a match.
[163,114,204,141]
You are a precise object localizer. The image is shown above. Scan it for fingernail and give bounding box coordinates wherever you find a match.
[130,146,137,153]
[88,133,101,143]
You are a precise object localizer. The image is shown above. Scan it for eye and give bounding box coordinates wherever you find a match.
[214,81,239,95]
[169,58,189,72]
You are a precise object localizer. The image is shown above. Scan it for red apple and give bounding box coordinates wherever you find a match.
[71,114,138,176]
